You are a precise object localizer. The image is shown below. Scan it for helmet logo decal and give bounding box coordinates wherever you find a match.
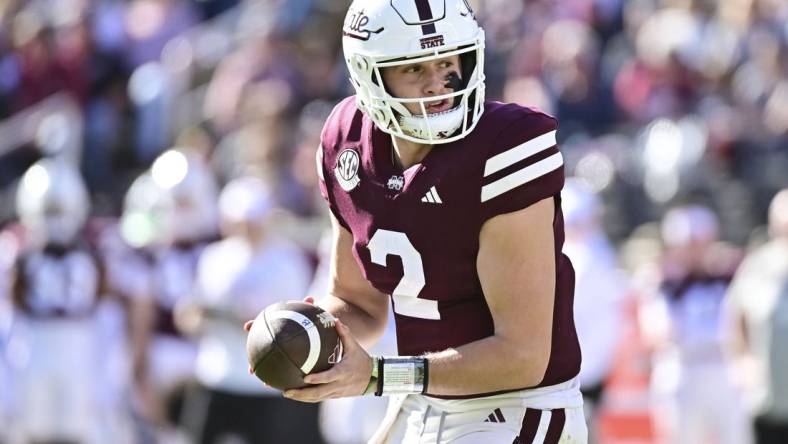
[335,149,361,192]
[343,9,384,41]
[420,35,445,49]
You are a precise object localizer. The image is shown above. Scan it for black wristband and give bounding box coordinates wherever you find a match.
[422,357,429,395]
[375,356,385,397]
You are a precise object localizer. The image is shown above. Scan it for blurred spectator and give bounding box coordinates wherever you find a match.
[640,205,751,444]
[123,0,200,70]
[727,189,788,444]
[174,176,320,443]
[563,178,628,443]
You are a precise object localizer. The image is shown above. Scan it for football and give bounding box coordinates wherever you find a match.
[246,301,342,390]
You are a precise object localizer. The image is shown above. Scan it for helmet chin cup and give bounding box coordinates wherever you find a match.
[399,106,465,141]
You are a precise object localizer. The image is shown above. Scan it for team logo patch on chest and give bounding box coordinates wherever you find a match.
[387,175,404,191]
[335,148,361,191]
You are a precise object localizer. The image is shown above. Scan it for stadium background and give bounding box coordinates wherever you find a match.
[0,0,786,442]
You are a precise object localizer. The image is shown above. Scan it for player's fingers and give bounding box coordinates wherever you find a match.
[243,320,254,332]
[303,367,340,385]
[334,319,357,349]
[284,387,330,403]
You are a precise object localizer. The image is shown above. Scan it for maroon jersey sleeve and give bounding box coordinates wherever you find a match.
[479,111,563,221]
[317,97,357,231]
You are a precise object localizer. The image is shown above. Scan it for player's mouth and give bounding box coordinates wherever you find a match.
[426,99,452,114]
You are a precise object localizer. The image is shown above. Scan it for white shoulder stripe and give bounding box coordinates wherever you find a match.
[484,130,557,177]
[315,144,324,181]
[481,152,563,203]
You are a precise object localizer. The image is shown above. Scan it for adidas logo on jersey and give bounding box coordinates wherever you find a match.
[484,408,506,423]
[421,186,442,204]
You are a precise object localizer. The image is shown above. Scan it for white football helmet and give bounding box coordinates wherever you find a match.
[342,0,486,144]
[16,158,90,246]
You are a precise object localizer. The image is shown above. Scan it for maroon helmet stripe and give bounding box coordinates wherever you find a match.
[414,0,437,34]
[544,408,566,444]
[515,408,542,444]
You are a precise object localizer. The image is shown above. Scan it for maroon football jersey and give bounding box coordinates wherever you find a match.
[318,97,580,396]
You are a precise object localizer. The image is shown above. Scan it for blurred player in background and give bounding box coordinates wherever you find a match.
[0,229,19,443]
[112,148,220,443]
[277,0,588,442]
[174,176,320,444]
[562,178,628,443]
[727,188,788,444]
[641,205,751,444]
[3,159,122,443]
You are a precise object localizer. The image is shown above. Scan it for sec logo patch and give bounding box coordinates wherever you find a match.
[335,148,361,192]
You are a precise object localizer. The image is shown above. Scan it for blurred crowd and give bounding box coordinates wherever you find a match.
[0,0,785,443]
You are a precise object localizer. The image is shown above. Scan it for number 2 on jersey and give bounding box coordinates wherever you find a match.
[367,229,440,320]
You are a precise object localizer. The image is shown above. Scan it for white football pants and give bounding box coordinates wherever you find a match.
[371,377,587,444]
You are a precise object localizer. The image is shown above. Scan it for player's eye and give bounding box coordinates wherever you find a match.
[439,61,453,69]
[404,65,421,74]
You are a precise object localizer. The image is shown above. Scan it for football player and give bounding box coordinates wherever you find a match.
[268,0,587,442]
[643,205,751,444]
[174,176,323,443]
[5,159,109,443]
[105,149,220,441]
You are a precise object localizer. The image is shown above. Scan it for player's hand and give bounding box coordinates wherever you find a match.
[283,319,372,403]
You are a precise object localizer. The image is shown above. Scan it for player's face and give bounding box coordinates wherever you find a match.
[382,54,462,116]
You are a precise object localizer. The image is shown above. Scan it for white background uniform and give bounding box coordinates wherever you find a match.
[727,239,788,421]
[648,278,751,444]
[145,245,206,391]
[0,233,15,442]
[565,233,627,389]
[5,249,107,443]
